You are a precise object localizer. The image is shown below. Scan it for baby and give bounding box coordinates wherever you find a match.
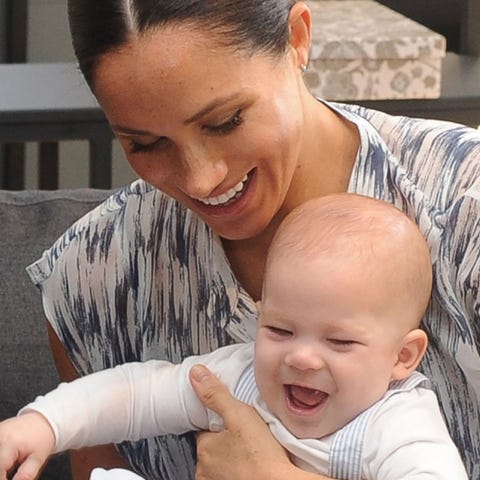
[0,193,467,479]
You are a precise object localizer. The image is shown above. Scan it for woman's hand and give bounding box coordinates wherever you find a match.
[189,365,295,480]
[0,412,55,480]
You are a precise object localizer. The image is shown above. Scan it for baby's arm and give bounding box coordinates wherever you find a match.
[22,358,210,450]
[0,361,186,480]
[0,343,253,479]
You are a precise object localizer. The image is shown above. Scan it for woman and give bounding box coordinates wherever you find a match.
[30,1,479,479]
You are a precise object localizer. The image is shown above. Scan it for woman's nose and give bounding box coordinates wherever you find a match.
[285,343,325,371]
[177,144,228,199]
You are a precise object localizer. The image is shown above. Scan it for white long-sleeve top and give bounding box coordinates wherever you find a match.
[22,342,467,479]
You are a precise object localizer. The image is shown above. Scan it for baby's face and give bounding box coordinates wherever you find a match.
[254,254,409,439]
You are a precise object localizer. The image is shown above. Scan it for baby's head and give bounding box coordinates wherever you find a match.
[265,193,432,329]
[254,193,432,439]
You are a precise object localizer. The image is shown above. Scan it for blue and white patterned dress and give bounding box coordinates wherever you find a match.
[27,102,480,479]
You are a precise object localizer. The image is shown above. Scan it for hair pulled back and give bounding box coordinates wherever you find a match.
[68,0,297,87]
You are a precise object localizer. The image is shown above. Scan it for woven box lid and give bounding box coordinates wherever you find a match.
[308,0,446,61]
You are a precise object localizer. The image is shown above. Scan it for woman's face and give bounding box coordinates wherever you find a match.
[93,25,309,240]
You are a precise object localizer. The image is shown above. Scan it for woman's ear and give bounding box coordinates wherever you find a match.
[391,329,428,380]
[288,2,312,69]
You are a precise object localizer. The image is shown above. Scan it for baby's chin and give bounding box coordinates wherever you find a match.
[282,418,337,440]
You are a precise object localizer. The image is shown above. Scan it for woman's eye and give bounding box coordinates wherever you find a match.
[128,137,169,155]
[206,110,243,135]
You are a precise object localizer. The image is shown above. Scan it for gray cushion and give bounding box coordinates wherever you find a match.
[0,188,112,479]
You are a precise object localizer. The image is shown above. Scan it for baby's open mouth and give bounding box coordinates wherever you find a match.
[286,384,328,410]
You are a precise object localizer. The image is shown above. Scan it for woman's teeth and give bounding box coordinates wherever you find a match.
[197,175,248,206]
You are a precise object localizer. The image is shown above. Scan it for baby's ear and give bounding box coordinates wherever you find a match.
[391,329,428,380]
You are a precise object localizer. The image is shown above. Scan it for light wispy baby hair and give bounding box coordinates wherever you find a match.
[267,193,433,322]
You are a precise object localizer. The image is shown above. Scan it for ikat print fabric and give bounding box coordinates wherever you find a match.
[27,101,480,478]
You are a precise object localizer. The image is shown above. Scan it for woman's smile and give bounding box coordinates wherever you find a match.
[195,172,251,207]
[192,169,256,216]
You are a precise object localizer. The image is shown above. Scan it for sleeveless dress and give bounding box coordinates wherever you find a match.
[27,102,480,479]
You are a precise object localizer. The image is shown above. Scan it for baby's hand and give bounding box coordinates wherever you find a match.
[0,412,55,480]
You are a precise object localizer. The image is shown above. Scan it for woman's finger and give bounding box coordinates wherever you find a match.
[189,364,248,425]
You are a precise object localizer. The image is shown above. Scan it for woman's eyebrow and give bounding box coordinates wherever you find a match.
[111,125,157,136]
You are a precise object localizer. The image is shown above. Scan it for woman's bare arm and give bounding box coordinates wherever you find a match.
[47,323,130,480]
[189,365,330,480]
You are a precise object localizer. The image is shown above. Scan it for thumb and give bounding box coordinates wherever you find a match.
[189,364,242,424]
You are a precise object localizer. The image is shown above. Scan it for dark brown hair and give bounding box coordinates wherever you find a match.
[68,0,297,88]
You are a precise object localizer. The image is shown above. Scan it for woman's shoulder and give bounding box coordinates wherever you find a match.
[337,101,480,209]
[26,179,187,286]
[338,102,480,167]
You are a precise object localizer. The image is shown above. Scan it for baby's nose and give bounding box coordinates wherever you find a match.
[285,344,325,371]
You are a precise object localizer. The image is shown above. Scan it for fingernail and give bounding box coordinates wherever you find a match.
[190,364,210,382]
